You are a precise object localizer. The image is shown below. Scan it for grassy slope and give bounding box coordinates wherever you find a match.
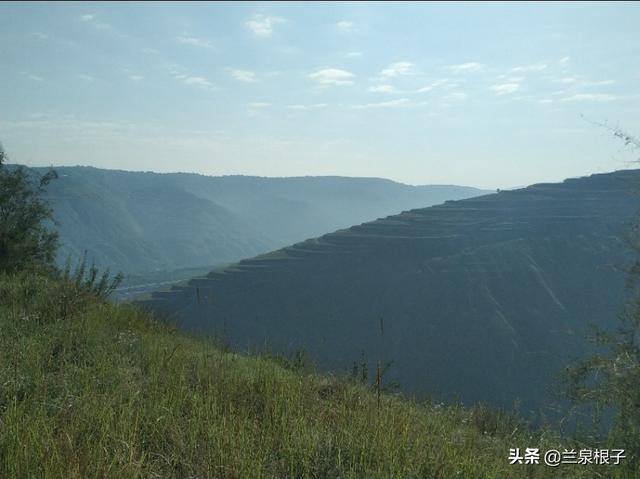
[0,273,609,478]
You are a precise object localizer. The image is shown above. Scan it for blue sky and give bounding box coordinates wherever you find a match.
[1,1,639,189]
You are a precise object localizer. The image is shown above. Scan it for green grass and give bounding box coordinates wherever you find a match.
[0,272,621,478]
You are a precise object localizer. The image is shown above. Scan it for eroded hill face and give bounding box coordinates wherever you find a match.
[29,166,488,274]
[142,170,640,416]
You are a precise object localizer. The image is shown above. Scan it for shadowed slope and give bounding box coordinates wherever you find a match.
[143,170,640,415]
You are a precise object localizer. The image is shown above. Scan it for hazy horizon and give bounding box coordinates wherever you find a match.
[14,161,636,191]
[2,2,639,190]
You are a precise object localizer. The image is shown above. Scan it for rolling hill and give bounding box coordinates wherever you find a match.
[142,169,640,416]
[26,166,488,274]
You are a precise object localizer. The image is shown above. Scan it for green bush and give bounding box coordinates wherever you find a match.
[0,144,58,274]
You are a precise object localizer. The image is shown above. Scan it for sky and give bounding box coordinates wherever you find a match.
[1,1,639,189]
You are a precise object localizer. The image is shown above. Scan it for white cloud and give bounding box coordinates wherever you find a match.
[417,79,448,93]
[559,93,618,102]
[511,63,547,73]
[247,102,270,117]
[77,74,95,82]
[173,73,216,90]
[79,14,110,30]
[287,104,328,111]
[227,68,257,83]
[448,62,484,74]
[590,79,615,86]
[27,74,44,82]
[177,35,215,49]
[559,56,571,65]
[346,51,363,57]
[308,68,354,86]
[380,61,413,78]
[31,32,48,40]
[130,75,143,81]
[183,76,213,88]
[140,47,158,55]
[491,83,520,95]
[336,20,355,32]
[445,92,467,101]
[558,77,615,87]
[369,84,397,94]
[246,14,285,38]
[351,98,410,109]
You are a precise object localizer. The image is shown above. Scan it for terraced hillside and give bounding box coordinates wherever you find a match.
[143,170,640,416]
[25,165,488,274]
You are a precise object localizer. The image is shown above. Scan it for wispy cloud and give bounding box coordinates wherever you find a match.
[556,76,615,87]
[447,62,484,74]
[308,68,354,86]
[351,98,410,109]
[336,20,355,32]
[559,56,571,65]
[417,79,448,93]
[77,74,95,82]
[287,103,328,111]
[246,14,285,38]
[346,51,363,58]
[510,63,547,73]
[444,92,467,101]
[369,84,397,94]
[247,102,270,117]
[177,35,215,49]
[380,61,413,78]
[31,32,48,40]
[173,73,216,90]
[167,63,216,91]
[27,74,44,82]
[559,93,619,102]
[491,82,520,95]
[183,76,213,88]
[79,13,110,30]
[589,79,616,86]
[130,75,143,82]
[226,68,257,83]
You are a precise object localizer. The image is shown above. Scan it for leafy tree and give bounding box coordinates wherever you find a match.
[563,127,640,471]
[0,143,59,273]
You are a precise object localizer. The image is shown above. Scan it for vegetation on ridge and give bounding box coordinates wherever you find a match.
[0,271,608,478]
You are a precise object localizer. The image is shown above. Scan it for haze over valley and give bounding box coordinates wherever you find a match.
[33,166,488,275]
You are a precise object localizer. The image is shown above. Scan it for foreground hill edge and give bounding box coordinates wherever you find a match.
[0,271,621,478]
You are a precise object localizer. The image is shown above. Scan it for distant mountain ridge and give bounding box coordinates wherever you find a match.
[142,169,640,416]
[23,165,488,274]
